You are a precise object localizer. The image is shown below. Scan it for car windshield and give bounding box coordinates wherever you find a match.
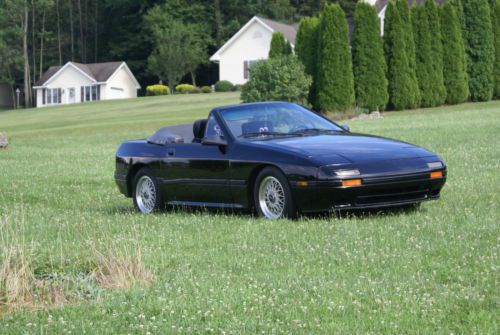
[219,103,344,139]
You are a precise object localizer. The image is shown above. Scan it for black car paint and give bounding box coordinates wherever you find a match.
[115,102,446,213]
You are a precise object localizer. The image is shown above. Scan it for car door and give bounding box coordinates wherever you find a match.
[162,114,233,206]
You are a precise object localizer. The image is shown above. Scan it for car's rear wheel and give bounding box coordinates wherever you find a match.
[254,167,297,219]
[133,168,163,213]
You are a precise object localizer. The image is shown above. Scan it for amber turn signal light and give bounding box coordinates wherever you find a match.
[341,179,362,187]
[430,171,443,179]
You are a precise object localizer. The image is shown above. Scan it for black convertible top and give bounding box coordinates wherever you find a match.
[147,124,193,145]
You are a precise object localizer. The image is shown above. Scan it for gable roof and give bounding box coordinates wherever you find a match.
[257,16,298,45]
[210,16,297,62]
[375,0,447,14]
[34,61,129,87]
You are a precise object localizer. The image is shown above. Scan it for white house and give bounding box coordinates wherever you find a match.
[33,61,140,108]
[210,16,297,85]
[365,0,447,35]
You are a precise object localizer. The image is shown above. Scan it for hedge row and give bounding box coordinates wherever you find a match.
[295,0,498,113]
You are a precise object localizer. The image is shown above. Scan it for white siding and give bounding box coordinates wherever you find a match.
[104,66,138,100]
[218,21,273,85]
[36,65,94,107]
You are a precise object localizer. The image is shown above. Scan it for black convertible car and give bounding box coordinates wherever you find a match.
[115,102,446,219]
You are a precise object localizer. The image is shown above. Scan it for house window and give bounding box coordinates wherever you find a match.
[81,85,100,102]
[244,60,259,79]
[44,88,62,105]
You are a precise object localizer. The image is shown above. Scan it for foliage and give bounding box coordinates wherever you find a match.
[462,0,495,101]
[352,2,388,112]
[201,86,212,93]
[384,1,420,110]
[396,0,420,107]
[440,2,469,104]
[145,6,207,93]
[146,84,169,96]
[268,32,292,59]
[175,84,197,94]
[241,55,311,104]
[412,4,434,107]
[214,80,234,92]
[492,0,500,99]
[315,4,355,112]
[425,0,446,106]
[295,16,320,108]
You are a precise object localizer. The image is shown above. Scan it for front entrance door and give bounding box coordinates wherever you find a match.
[68,88,75,104]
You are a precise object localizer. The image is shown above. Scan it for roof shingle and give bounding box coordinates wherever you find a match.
[35,61,123,86]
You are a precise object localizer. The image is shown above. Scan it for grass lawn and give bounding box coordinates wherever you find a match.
[0,93,498,334]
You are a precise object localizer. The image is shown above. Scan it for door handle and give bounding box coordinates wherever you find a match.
[167,149,175,156]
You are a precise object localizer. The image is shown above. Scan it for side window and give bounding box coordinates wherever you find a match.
[204,114,223,138]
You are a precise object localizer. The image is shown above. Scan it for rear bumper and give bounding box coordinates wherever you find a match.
[291,171,446,213]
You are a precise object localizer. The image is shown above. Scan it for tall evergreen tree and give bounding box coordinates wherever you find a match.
[384,1,420,110]
[295,16,319,107]
[492,0,500,99]
[396,0,420,106]
[425,0,446,105]
[352,2,388,111]
[316,4,355,112]
[269,32,292,58]
[440,1,469,104]
[462,0,494,101]
[412,4,434,107]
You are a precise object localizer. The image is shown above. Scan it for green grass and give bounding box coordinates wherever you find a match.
[0,93,499,334]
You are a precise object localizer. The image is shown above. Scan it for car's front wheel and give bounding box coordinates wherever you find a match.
[254,167,297,219]
[133,167,163,214]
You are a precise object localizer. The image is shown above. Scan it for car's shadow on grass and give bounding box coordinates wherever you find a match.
[103,203,423,221]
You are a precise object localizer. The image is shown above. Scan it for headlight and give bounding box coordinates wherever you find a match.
[427,162,443,169]
[318,166,360,179]
[334,169,360,177]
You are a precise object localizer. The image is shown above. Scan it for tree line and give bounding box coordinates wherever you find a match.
[292,0,499,113]
[0,0,357,107]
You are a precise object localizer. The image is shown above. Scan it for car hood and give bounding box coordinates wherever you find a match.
[252,133,436,165]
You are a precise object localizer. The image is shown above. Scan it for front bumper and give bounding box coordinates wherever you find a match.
[114,172,129,197]
[291,170,446,213]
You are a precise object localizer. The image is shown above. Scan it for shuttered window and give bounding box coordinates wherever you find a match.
[243,60,258,79]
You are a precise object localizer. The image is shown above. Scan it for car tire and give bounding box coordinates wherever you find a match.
[254,167,298,219]
[132,167,163,214]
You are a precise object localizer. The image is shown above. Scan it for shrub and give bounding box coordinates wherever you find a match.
[215,80,234,92]
[232,84,243,92]
[146,84,169,96]
[175,84,196,94]
[352,2,388,112]
[316,4,355,112]
[384,1,420,110]
[440,2,469,104]
[412,4,435,107]
[296,16,320,108]
[201,86,212,93]
[269,32,292,59]
[492,0,500,99]
[462,0,494,101]
[241,56,311,104]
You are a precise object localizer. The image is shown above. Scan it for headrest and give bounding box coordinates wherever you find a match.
[242,121,273,135]
[193,119,207,139]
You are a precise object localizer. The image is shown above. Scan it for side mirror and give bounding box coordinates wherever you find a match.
[341,124,350,132]
[202,136,227,147]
